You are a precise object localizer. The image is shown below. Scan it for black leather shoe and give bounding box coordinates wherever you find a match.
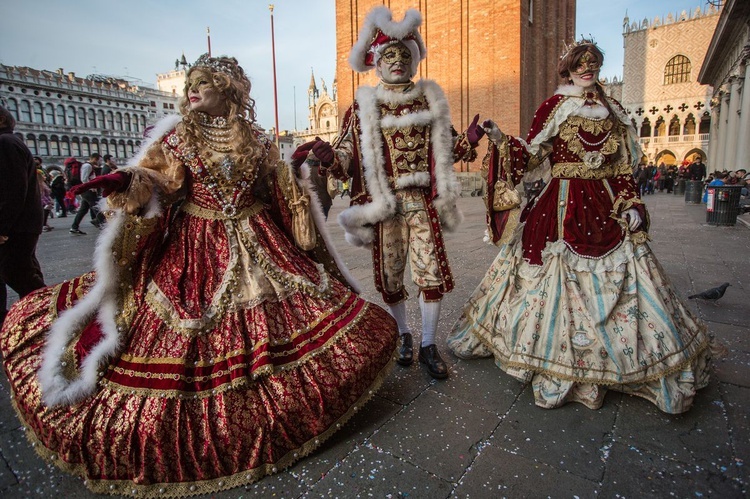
[418,344,449,379]
[396,333,413,366]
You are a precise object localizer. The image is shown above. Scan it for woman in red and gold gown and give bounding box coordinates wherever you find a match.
[448,42,713,414]
[0,55,397,496]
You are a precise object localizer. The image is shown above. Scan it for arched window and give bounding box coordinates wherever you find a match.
[664,55,691,85]
[118,140,126,157]
[668,115,680,136]
[654,117,666,137]
[67,105,77,126]
[38,134,49,155]
[71,138,81,156]
[6,98,18,120]
[125,113,132,132]
[44,103,55,124]
[19,100,31,122]
[683,114,696,136]
[115,112,123,131]
[106,111,114,130]
[50,135,60,156]
[61,137,71,156]
[26,135,37,155]
[101,141,109,155]
[127,140,134,156]
[92,138,100,155]
[699,112,711,134]
[81,138,90,157]
[97,110,105,129]
[56,104,66,125]
[33,102,43,123]
[88,109,96,129]
[640,118,651,138]
[78,107,87,127]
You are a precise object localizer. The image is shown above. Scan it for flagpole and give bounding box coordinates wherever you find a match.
[207,27,211,57]
[269,4,280,148]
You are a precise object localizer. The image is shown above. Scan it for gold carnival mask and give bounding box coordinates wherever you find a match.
[572,51,601,75]
[381,43,413,66]
[188,69,215,93]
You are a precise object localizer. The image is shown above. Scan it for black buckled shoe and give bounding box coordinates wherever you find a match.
[418,344,449,379]
[396,333,413,366]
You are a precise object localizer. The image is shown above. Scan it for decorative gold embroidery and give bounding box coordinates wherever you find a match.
[182,200,263,220]
[11,352,398,498]
[558,115,620,160]
[382,125,430,176]
[552,162,633,179]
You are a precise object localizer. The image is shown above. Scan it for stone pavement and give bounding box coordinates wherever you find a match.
[0,191,747,498]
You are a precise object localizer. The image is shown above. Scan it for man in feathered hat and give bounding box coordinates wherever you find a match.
[293,6,484,379]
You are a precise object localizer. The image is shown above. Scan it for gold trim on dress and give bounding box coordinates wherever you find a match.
[181,200,264,220]
[552,161,633,179]
[11,342,398,499]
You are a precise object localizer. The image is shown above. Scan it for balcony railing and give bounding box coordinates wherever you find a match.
[641,134,710,146]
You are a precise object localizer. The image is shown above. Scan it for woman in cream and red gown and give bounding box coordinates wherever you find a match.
[448,41,713,414]
[0,54,397,497]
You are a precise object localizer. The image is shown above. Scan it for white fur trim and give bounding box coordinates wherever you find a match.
[380,110,433,129]
[338,80,463,245]
[556,84,585,96]
[38,194,162,406]
[395,172,431,189]
[298,163,362,293]
[128,114,181,167]
[349,6,426,73]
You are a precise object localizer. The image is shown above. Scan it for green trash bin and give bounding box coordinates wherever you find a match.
[706,185,743,226]
[684,180,702,204]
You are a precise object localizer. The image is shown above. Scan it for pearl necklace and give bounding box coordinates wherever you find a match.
[197,113,235,174]
[198,113,235,154]
[577,130,611,147]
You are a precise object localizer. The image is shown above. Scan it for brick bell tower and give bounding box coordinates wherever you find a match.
[335,0,576,171]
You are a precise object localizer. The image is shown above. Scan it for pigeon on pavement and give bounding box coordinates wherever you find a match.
[688,282,730,302]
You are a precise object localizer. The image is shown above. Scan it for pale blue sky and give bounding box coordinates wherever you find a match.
[0,1,715,131]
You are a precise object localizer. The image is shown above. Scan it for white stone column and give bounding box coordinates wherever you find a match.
[707,103,720,170]
[724,77,742,169]
[714,88,730,171]
[736,63,750,170]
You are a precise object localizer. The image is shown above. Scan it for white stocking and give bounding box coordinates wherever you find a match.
[419,294,441,347]
[388,302,412,336]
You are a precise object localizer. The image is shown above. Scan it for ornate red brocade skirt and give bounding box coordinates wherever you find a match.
[0,205,397,497]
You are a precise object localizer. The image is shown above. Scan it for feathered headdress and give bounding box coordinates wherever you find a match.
[348,6,427,74]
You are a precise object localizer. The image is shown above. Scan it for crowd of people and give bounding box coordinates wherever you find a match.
[0,5,739,497]
[635,158,749,203]
[29,153,120,236]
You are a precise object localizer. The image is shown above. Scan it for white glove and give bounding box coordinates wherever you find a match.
[480,119,506,143]
[623,208,641,231]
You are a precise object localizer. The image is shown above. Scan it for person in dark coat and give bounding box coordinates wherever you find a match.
[689,158,707,181]
[0,105,45,325]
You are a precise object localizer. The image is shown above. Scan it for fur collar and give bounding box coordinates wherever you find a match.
[337,80,462,246]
